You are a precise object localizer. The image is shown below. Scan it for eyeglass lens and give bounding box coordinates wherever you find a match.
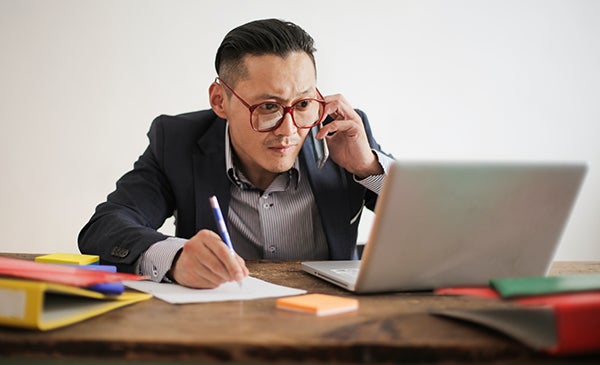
[253,100,324,132]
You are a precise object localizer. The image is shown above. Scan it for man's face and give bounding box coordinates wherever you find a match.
[216,52,317,187]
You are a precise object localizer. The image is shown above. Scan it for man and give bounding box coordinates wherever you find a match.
[79,19,393,289]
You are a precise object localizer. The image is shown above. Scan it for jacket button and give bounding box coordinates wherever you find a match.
[111,247,129,258]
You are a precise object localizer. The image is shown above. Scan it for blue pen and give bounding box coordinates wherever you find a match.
[209,195,242,287]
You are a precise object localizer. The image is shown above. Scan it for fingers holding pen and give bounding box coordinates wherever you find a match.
[201,230,247,283]
[171,230,248,289]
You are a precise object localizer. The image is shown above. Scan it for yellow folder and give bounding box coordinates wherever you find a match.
[34,253,99,265]
[0,277,151,331]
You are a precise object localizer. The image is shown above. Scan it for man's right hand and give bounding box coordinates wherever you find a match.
[169,229,249,289]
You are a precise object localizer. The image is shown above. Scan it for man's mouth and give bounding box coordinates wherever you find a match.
[268,144,295,154]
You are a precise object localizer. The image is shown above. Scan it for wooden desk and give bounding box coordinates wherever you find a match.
[1,254,599,364]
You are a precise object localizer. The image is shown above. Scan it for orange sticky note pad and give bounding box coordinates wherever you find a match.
[276,293,359,316]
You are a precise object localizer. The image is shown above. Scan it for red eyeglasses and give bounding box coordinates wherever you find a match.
[215,77,327,133]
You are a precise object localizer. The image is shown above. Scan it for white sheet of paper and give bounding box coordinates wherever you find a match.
[123,276,306,304]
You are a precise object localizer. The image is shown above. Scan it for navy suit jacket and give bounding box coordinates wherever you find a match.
[78,109,385,273]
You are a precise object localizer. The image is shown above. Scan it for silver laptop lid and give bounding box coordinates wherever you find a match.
[353,161,587,293]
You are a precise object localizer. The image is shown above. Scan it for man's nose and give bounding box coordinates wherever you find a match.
[273,110,297,136]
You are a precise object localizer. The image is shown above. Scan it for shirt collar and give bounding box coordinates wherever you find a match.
[224,122,300,190]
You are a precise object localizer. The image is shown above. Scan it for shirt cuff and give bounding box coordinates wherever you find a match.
[354,150,394,194]
[135,237,186,282]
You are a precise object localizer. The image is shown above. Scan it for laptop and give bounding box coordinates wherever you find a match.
[302,161,587,293]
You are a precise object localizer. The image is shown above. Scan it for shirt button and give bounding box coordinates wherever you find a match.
[269,246,276,253]
[262,194,269,199]
[263,203,270,209]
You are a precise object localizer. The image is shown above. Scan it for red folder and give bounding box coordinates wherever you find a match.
[434,286,600,355]
[0,256,145,287]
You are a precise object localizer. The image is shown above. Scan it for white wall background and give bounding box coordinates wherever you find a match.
[1,0,598,260]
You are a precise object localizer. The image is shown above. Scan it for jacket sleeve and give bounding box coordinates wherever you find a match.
[357,109,393,212]
[78,116,175,273]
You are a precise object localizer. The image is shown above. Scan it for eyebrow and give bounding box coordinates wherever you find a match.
[255,88,314,103]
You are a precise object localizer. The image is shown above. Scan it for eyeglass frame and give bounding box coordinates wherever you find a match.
[215,77,327,133]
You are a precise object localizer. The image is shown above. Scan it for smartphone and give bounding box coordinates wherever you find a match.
[310,123,329,169]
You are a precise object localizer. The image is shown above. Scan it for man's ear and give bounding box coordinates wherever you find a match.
[209,82,228,119]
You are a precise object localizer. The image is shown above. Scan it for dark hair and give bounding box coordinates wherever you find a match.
[215,19,316,86]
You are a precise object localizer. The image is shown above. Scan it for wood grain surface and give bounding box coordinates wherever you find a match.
[0,253,598,364]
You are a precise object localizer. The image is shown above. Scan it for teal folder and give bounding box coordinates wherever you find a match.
[490,274,600,298]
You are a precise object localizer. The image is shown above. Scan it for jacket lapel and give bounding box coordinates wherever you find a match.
[192,119,231,233]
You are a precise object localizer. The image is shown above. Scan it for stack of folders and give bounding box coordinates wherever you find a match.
[433,274,600,355]
[0,255,151,331]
